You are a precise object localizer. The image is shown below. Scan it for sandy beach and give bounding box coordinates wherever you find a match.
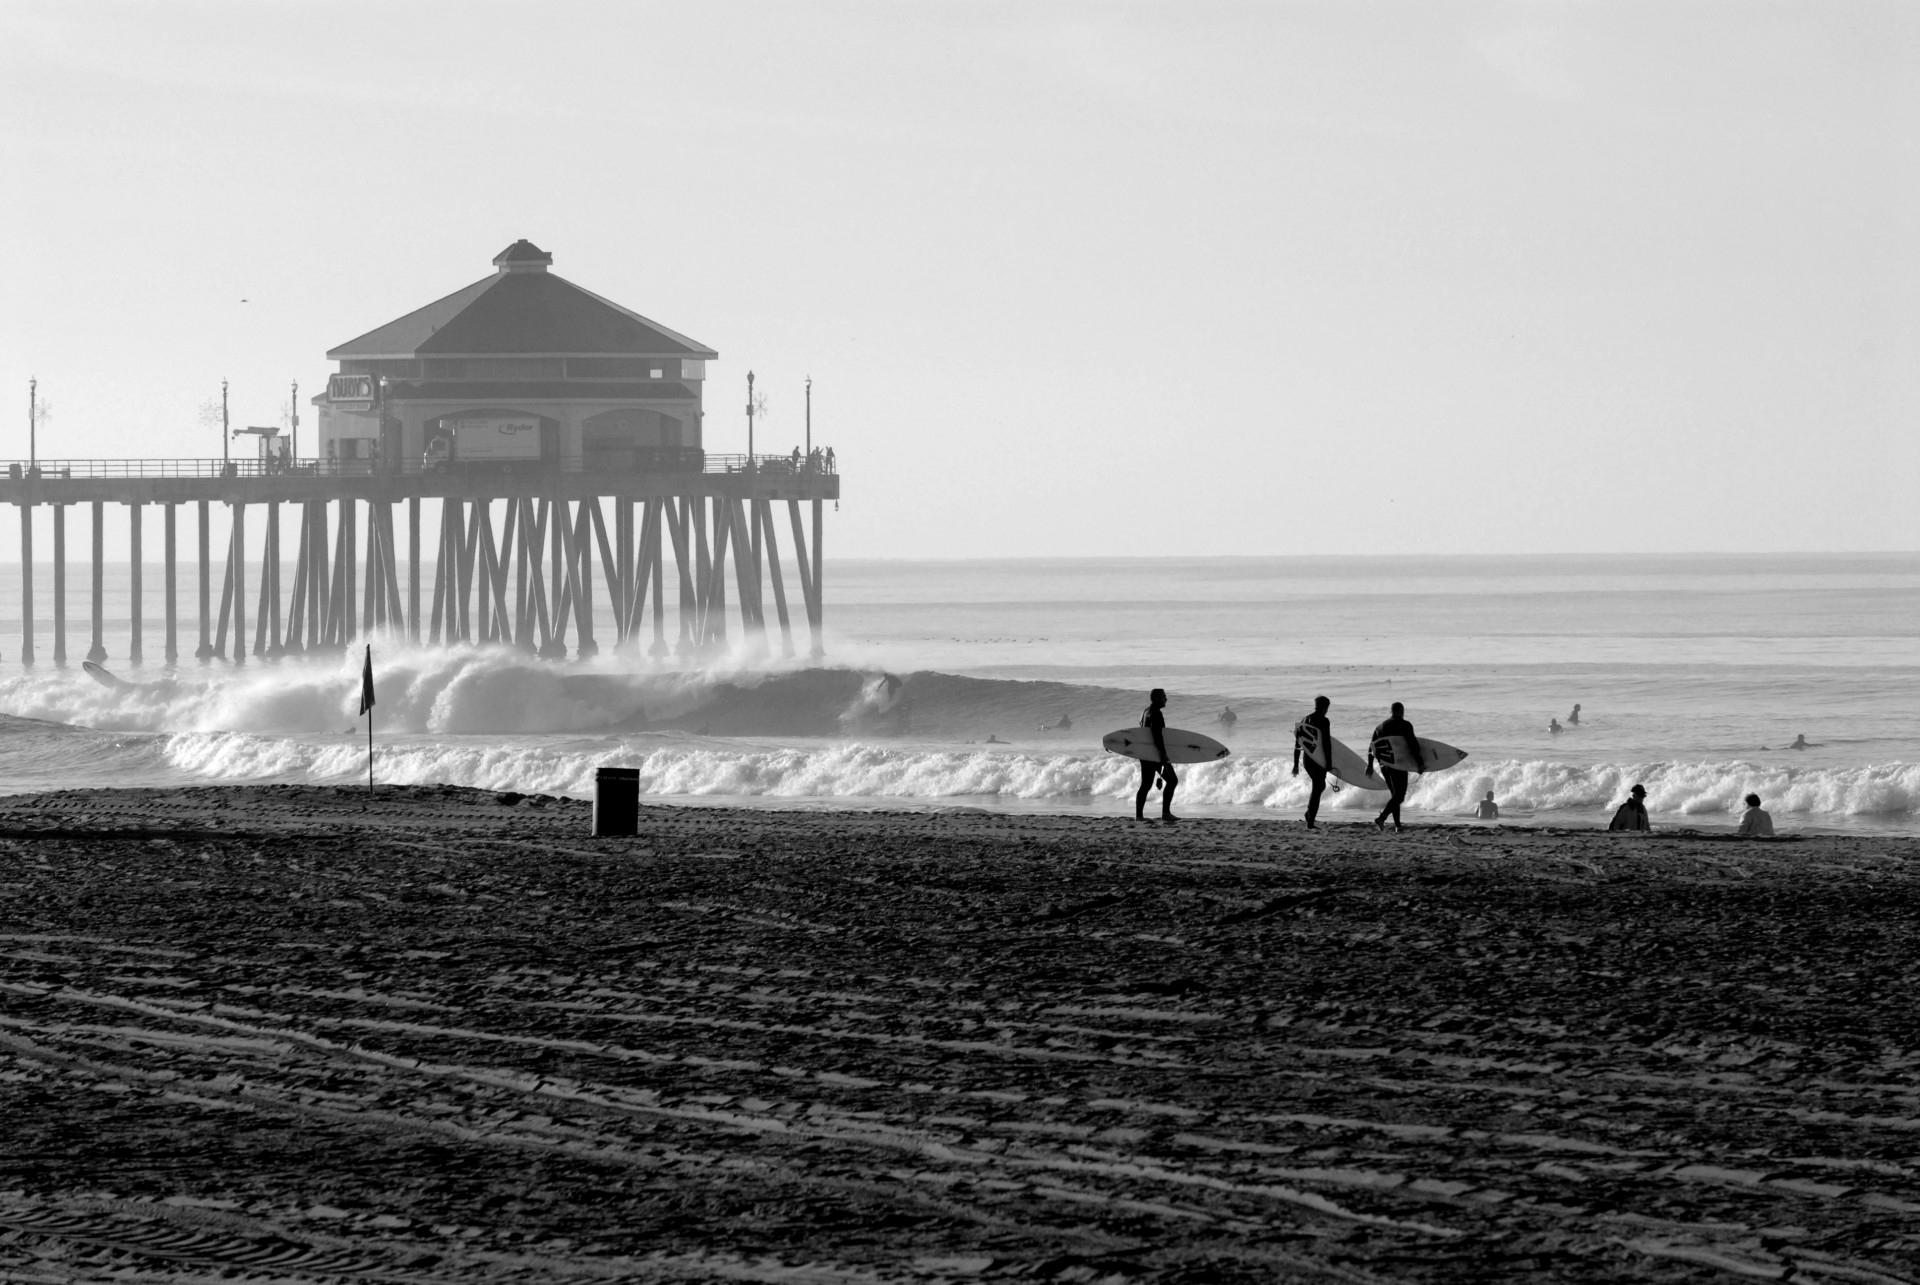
[0,786,1916,1283]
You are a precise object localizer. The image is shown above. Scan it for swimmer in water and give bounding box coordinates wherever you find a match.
[1475,790,1499,820]
[985,734,1007,745]
[1219,705,1238,730]
[1789,734,1814,750]
[1549,718,1563,734]
[1568,703,1581,726]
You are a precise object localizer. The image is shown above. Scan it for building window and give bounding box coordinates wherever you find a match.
[568,357,655,379]
[341,360,420,378]
[467,358,564,379]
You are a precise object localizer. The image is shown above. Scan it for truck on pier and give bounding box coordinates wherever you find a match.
[424,416,545,474]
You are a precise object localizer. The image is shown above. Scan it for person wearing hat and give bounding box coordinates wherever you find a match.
[1608,784,1651,831]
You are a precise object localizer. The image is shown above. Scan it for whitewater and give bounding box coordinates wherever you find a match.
[0,553,1914,832]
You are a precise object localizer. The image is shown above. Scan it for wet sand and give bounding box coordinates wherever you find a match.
[1,785,1916,1283]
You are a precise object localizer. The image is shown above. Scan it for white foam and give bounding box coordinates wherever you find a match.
[152,733,1920,821]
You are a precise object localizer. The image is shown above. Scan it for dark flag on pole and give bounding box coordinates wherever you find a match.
[360,645,375,794]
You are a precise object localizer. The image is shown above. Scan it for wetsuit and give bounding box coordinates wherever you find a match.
[1294,712,1333,827]
[1134,704,1177,820]
[1370,716,1424,830]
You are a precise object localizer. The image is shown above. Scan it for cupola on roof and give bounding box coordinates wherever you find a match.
[492,239,554,271]
[327,241,718,361]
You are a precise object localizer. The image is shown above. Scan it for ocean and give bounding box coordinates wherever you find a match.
[0,553,1914,833]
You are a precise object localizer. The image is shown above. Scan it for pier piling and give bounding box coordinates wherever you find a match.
[86,501,106,664]
[164,504,177,666]
[19,503,33,667]
[196,501,212,663]
[53,504,66,667]
[128,504,142,665]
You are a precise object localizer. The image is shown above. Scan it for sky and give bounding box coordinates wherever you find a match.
[2,0,1916,559]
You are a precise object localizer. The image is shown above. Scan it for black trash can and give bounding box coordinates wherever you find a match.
[593,766,640,836]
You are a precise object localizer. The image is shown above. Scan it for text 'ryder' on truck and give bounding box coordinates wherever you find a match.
[424,418,545,473]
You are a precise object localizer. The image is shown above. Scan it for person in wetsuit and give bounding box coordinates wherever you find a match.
[1365,701,1425,832]
[1134,688,1179,824]
[1291,695,1334,830]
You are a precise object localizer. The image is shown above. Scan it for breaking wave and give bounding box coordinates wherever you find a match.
[0,645,1913,826]
[0,649,1140,739]
[153,736,1920,823]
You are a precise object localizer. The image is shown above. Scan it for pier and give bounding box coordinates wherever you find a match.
[0,457,837,667]
[2,240,841,668]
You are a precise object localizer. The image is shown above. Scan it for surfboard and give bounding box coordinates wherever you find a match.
[82,661,132,691]
[1369,735,1468,774]
[1294,720,1386,791]
[1103,727,1230,765]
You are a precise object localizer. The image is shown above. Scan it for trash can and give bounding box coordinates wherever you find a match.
[593,766,640,836]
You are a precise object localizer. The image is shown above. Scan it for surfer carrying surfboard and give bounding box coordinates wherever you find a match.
[1291,695,1334,830]
[1365,702,1424,832]
[1133,688,1180,824]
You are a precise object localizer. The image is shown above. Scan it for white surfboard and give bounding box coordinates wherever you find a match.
[1103,726,1230,765]
[82,661,132,691]
[1370,735,1468,774]
[1294,720,1386,791]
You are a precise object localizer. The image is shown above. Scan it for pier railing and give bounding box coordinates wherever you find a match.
[3,451,836,481]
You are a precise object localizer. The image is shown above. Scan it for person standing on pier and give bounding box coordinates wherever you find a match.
[1134,688,1180,825]
[1365,701,1425,832]
[1291,695,1334,830]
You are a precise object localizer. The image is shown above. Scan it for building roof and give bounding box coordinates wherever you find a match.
[327,242,719,361]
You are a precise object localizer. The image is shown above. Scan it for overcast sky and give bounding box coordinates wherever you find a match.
[3,0,1915,558]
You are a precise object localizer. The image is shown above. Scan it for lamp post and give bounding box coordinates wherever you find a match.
[746,369,755,467]
[290,380,299,464]
[28,378,37,467]
[805,376,811,458]
[221,379,229,463]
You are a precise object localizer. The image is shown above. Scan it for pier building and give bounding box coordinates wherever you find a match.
[2,241,838,668]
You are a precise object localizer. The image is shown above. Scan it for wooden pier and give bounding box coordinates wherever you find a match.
[0,456,839,667]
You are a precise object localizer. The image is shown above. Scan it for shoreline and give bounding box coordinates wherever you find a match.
[2,784,1917,1281]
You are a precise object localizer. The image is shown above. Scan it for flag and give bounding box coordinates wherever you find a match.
[359,645,375,716]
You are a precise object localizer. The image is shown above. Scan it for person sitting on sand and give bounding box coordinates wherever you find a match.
[1737,793,1775,837]
[1135,688,1179,825]
[1568,703,1581,726]
[1475,790,1499,820]
[1608,784,1651,832]
[1549,718,1562,734]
